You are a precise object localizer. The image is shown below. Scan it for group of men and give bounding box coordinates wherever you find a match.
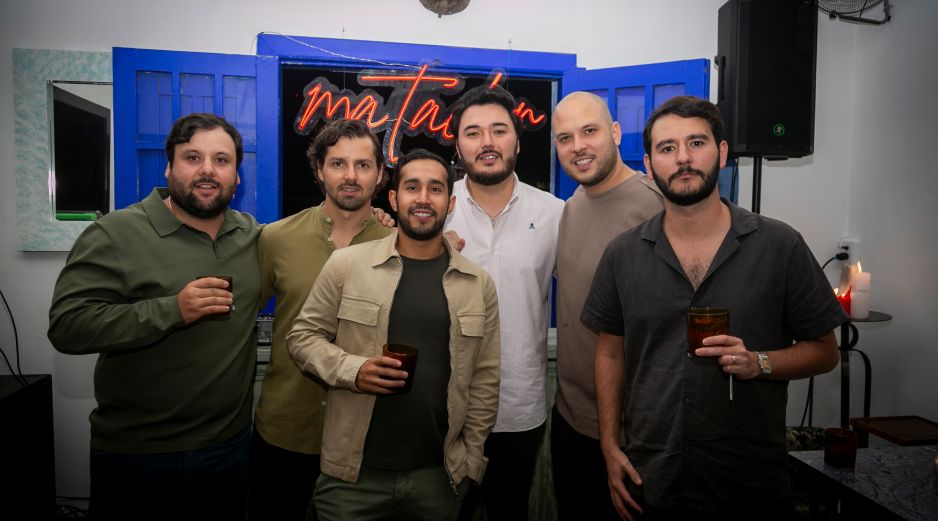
[48,81,845,521]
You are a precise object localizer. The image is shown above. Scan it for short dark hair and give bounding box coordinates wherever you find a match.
[394,148,455,196]
[165,113,243,168]
[449,84,523,137]
[642,96,726,156]
[306,118,387,194]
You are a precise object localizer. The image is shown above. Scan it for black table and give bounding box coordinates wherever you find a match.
[838,311,891,437]
[790,446,938,521]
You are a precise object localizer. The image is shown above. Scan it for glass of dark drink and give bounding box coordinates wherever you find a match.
[383,343,418,393]
[687,307,729,357]
[197,275,234,316]
[824,427,859,468]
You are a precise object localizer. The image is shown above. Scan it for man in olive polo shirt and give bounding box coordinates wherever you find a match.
[250,118,392,521]
[49,113,260,521]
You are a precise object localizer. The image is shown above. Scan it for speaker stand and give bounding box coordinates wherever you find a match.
[751,154,763,215]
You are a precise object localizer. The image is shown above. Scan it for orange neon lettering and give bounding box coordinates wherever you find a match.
[361,73,461,89]
[409,99,453,139]
[294,67,545,164]
[514,101,545,126]
[384,64,429,164]
[298,84,353,129]
[350,95,389,128]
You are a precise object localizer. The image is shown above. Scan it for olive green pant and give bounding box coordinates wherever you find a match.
[310,465,469,521]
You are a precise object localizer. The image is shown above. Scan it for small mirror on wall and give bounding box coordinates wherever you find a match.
[47,81,112,221]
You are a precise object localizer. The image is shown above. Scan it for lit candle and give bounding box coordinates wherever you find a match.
[850,263,871,320]
[835,287,851,315]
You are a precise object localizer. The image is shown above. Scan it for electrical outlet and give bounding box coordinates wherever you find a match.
[837,236,861,264]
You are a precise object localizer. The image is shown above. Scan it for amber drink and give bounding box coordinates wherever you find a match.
[687,308,729,357]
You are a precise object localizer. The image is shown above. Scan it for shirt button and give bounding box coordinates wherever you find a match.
[327,237,332,242]
[321,401,327,406]
[326,217,333,223]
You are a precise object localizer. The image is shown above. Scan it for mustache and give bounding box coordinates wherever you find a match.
[476,150,502,161]
[408,204,437,215]
[190,177,220,188]
[668,166,706,183]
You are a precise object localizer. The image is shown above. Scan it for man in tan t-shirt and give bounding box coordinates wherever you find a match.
[551,92,662,520]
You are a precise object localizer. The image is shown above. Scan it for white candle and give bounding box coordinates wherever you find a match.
[850,266,871,320]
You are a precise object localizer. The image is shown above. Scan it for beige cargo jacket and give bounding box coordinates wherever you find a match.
[287,231,500,486]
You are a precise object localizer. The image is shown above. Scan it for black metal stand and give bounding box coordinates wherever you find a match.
[838,311,892,447]
[751,154,762,214]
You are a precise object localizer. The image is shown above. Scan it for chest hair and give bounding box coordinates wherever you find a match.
[672,238,723,291]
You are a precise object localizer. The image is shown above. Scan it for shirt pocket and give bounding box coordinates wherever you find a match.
[454,312,486,389]
[336,295,381,354]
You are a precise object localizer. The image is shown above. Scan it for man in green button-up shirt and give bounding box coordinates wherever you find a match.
[250,118,393,521]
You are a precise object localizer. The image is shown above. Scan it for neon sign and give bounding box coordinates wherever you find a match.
[293,66,546,165]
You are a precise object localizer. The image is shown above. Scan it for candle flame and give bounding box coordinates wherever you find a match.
[857,262,863,273]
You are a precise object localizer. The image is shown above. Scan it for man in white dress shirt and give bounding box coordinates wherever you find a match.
[446,84,564,521]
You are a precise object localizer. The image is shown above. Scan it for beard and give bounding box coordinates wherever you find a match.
[572,138,619,188]
[167,174,234,219]
[398,205,446,242]
[460,150,517,187]
[651,159,720,206]
[326,181,373,212]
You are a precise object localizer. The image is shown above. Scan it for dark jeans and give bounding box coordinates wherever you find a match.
[249,427,321,521]
[550,407,617,521]
[457,421,546,521]
[89,424,250,521]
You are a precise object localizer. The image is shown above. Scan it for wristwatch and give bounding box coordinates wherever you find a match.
[755,351,772,375]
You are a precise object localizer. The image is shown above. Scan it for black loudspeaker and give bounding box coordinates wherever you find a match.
[717,0,818,159]
[0,375,56,520]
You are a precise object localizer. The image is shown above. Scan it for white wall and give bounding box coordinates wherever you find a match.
[2,0,934,497]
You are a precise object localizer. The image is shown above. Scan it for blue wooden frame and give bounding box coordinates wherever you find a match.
[256,34,577,77]
[115,36,715,219]
[113,47,280,222]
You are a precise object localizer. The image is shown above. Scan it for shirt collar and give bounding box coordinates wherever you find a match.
[145,187,248,238]
[317,202,378,229]
[371,229,478,277]
[641,198,759,243]
[461,173,521,215]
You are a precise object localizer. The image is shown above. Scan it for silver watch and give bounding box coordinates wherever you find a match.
[755,351,772,375]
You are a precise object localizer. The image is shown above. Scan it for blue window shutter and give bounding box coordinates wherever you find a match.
[558,59,711,200]
[113,48,279,223]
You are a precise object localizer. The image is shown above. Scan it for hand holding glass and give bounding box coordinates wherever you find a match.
[687,307,732,400]
[382,343,418,393]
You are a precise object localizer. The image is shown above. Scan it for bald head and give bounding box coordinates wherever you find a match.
[553,91,624,191]
[553,91,613,127]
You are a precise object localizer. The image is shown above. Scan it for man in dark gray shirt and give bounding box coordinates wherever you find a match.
[582,96,845,521]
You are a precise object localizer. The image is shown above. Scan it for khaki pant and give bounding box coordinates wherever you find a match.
[311,465,469,521]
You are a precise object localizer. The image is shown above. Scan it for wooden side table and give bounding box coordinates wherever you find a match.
[850,415,938,446]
